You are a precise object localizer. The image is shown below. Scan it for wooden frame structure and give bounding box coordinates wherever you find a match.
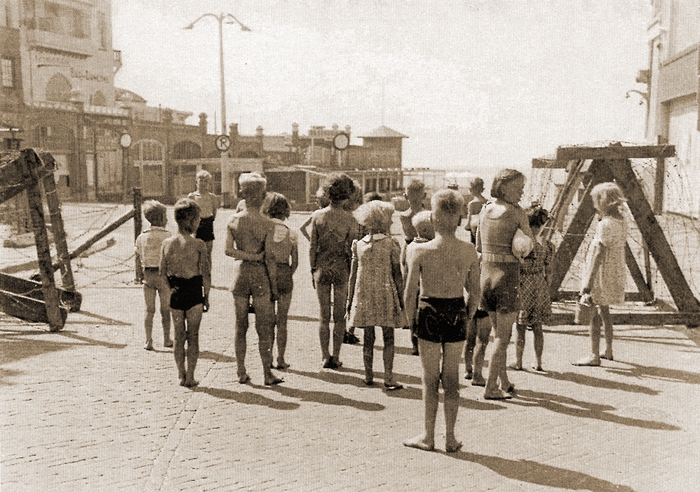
[534,142,700,326]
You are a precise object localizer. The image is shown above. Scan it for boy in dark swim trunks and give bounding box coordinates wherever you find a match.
[188,170,220,266]
[160,199,211,388]
[225,173,282,386]
[402,189,480,454]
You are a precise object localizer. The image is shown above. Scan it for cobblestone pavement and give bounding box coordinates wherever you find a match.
[1,208,699,491]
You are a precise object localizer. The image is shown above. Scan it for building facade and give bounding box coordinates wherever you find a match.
[644,0,700,216]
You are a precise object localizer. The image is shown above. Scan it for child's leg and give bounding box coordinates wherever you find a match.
[275,292,293,368]
[157,279,172,346]
[171,309,187,383]
[315,283,332,363]
[143,284,156,349]
[471,316,491,385]
[442,341,465,452]
[252,294,281,385]
[331,281,348,362]
[381,326,397,385]
[599,305,613,359]
[574,307,602,366]
[184,304,203,386]
[463,317,477,376]
[532,322,544,370]
[233,295,251,380]
[485,311,515,398]
[362,326,376,383]
[512,322,527,370]
[205,240,213,267]
[403,339,440,451]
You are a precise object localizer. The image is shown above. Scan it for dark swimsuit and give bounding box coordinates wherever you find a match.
[414,296,468,344]
[168,275,205,311]
[195,216,215,242]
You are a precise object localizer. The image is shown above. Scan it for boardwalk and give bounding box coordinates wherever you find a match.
[1,207,699,491]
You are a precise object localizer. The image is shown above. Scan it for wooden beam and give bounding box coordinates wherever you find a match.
[0,290,68,326]
[0,272,79,314]
[550,311,700,326]
[625,242,654,303]
[544,160,586,243]
[556,144,675,162]
[606,158,700,313]
[556,290,652,302]
[0,149,54,203]
[532,158,565,169]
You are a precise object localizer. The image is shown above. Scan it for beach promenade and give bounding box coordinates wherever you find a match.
[1,207,699,491]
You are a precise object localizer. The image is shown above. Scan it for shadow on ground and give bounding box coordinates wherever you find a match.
[446,451,635,491]
[196,385,300,410]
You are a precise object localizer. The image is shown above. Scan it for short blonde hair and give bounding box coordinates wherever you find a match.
[431,188,464,216]
[411,210,434,240]
[355,200,395,233]
[142,200,167,227]
[196,169,212,181]
[591,182,626,216]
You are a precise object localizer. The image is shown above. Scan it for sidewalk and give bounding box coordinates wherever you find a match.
[1,210,699,491]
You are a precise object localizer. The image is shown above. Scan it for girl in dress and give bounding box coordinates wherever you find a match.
[574,182,628,366]
[347,200,404,389]
[511,205,553,372]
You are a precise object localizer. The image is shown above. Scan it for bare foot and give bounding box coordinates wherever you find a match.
[402,435,434,452]
[465,369,473,380]
[179,378,186,386]
[484,389,512,400]
[164,339,173,348]
[573,355,601,366]
[276,361,290,370]
[508,363,523,371]
[264,377,284,386]
[471,375,486,387]
[533,365,545,373]
[238,374,251,384]
[144,343,154,351]
[600,352,614,361]
[445,440,463,453]
[184,379,199,387]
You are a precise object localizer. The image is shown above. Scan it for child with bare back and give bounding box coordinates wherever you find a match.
[225,172,282,386]
[188,170,220,264]
[160,198,211,387]
[309,173,359,369]
[403,189,480,453]
[135,200,172,351]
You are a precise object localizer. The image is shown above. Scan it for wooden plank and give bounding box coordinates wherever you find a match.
[0,290,68,326]
[133,188,143,283]
[606,158,700,313]
[556,290,652,302]
[0,149,54,203]
[24,150,64,331]
[556,144,675,162]
[550,311,700,326]
[653,157,665,214]
[544,160,586,243]
[532,158,565,169]
[0,272,80,309]
[625,242,654,302]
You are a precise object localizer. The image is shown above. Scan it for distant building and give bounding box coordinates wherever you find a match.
[644,0,700,216]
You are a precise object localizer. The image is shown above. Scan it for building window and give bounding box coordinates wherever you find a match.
[1,59,13,88]
[39,2,90,39]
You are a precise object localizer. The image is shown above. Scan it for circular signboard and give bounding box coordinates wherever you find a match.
[333,132,350,151]
[215,135,231,152]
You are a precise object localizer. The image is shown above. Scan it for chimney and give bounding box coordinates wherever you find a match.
[198,113,208,134]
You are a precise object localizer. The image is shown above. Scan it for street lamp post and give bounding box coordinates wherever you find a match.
[184,13,251,136]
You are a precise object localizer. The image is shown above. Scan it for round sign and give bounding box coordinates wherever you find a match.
[215,135,231,152]
[119,133,132,148]
[333,132,350,151]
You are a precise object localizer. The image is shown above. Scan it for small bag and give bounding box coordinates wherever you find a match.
[512,228,533,260]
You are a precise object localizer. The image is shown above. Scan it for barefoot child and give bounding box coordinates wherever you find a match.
[403,189,480,453]
[573,182,628,367]
[464,176,487,244]
[347,200,404,390]
[188,170,220,265]
[511,205,553,372]
[400,210,435,356]
[262,192,298,370]
[309,173,359,369]
[225,173,282,385]
[160,199,211,387]
[134,200,172,351]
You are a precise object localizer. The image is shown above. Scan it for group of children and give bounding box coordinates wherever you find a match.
[135,167,629,453]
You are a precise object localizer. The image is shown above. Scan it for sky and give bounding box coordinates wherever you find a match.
[112,0,652,174]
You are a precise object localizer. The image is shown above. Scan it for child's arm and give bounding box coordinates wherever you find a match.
[309,218,318,277]
[224,222,264,261]
[403,248,421,328]
[290,240,299,274]
[390,240,404,311]
[581,241,604,295]
[211,192,220,220]
[346,241,359,314]
[199,241,211,311]
[464,249,481,318]
[159,241,168,277]
[264,227,278,301]
[300,216,312,242]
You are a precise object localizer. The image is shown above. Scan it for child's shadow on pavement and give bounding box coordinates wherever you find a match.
[445,451,635,492]
[196,386,300,410]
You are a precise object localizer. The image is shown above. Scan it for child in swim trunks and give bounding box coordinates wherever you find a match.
[400,210,435,356]
[402,189,480,454]
[225,172,282,386]
[160,198,211,387]
[309,173,359,369]
[188,170,220,266]
[134,200,172,351]
[262,192,298,371]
